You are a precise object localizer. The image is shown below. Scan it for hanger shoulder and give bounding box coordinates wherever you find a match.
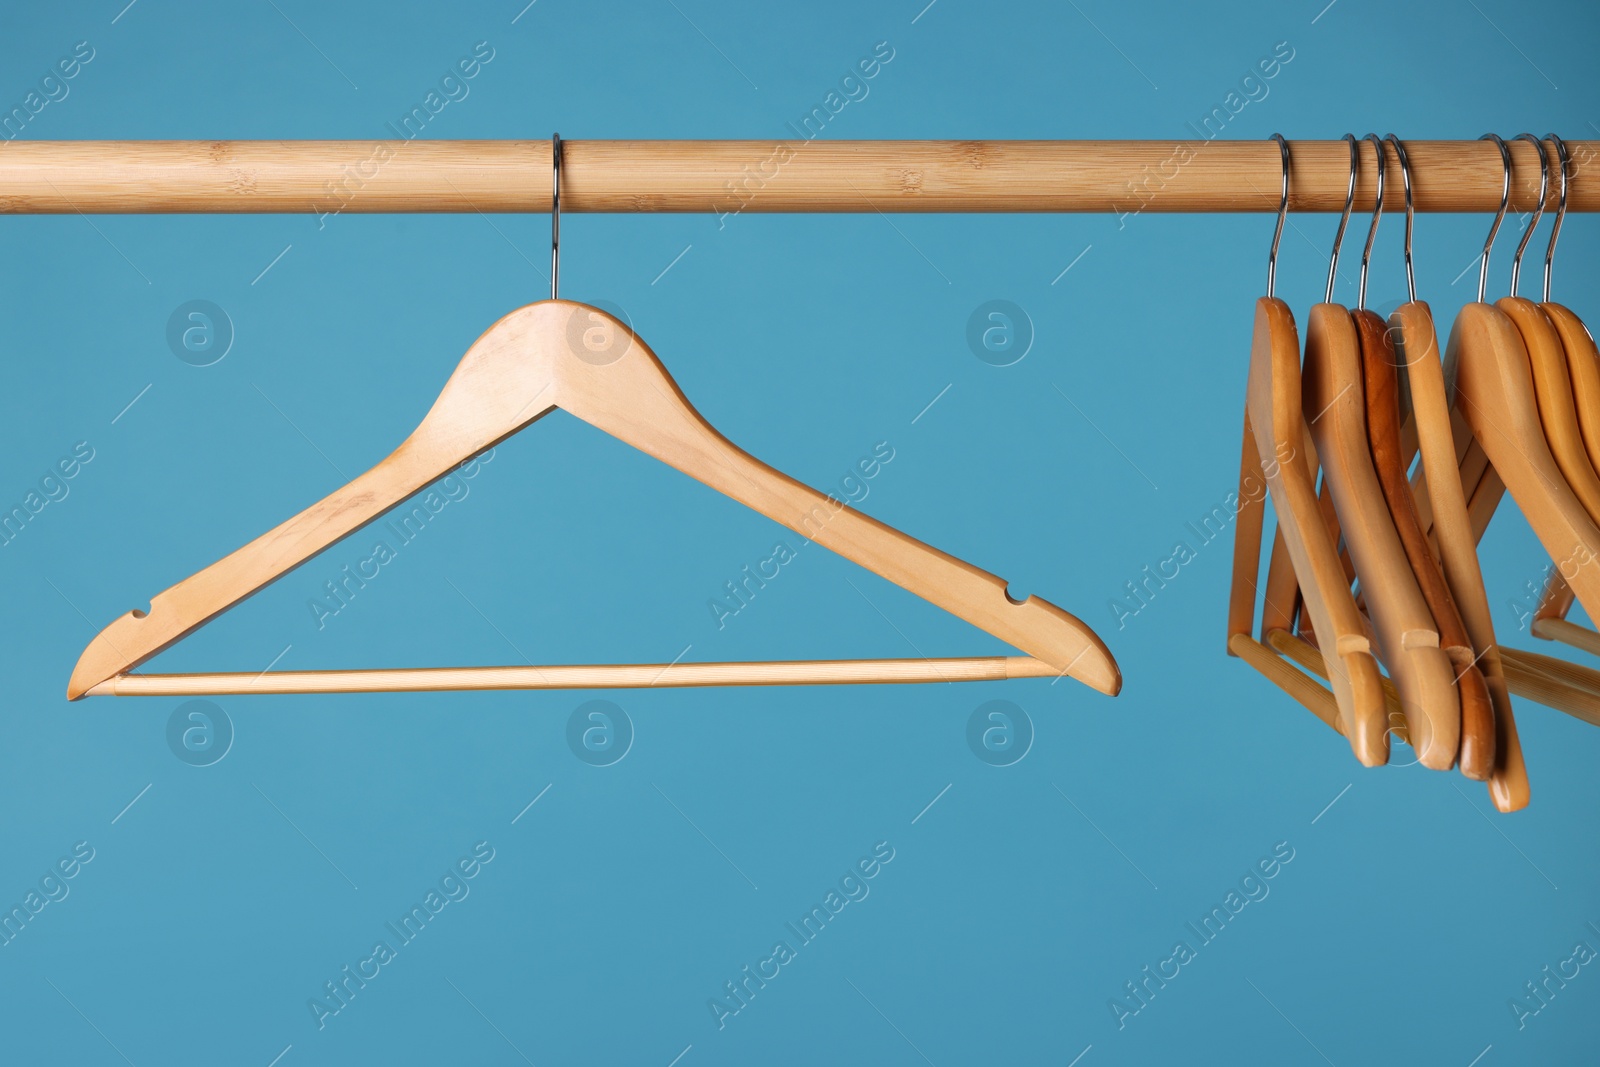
[1531,303,1600,639]
[1542,303,1600,507]
[1304,302,1458,768]
[69,305,561,698]
[1246,297,1388,764]
[1500,297,1600,525]
[553,302,1119,693]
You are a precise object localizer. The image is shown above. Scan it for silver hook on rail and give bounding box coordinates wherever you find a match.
[1384,134,1416,303]
[551,132,562,301]
[1267,133,1290,298]
[1476,134,1510,303]
[1357,133,1386,310]
[1326,133,1358,303]
[1542,134,1570,302]
[1509,132,1548,298]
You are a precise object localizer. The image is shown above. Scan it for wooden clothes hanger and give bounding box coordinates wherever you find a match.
[1380,135,1525,806]
[1418,133,1600,737]
[1504,135,1600,656]
[1301,135,1460,769]
[1229,134,1390,766]
[1240,136,1522,798]
[1451,134,1600,631]
[69,135,1120,699]
[1347,135,1492,780]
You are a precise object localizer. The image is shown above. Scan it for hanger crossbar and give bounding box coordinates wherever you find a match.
[86,656,1062,696]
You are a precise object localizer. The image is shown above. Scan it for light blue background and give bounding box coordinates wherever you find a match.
[1,1,1597,1063]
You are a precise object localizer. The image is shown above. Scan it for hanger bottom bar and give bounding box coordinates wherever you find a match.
[84,656,1063,696]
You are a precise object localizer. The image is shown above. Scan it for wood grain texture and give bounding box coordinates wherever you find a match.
[1533,572,1577,626]
[1357,309,1494,780]
[1503,645,1600,698]
[1466,466,1508,543]
[1228,409,1267,646]
[0,140,1591,214]
[1228,633,1343,733]
[1501,651,1600,727]
[70,301,1119,699]
[1229,401,1346,736]
[1267,629,1408,745]
[1525,304,1600,641]
[1547,304,1600,478]
[1245,298,1388,764]
[1303,303,1458,769]
[1392,302,1527,808]
[1452,302,1600,617]
[1531,618,1600,658]
[1501,298,1600,524]
[84,656,1059,696]
[1260,526,1301,636]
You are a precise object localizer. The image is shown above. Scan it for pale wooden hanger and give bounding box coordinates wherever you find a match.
[1504,135,1600,656]
[1450,134,1600,628]
[1381,135,1526,807]
[1234,302,1391,762]
[1302,136,1459,770]
[68,135,1119,699]
[1229,135,1390,765]
[1434,134,1600,731]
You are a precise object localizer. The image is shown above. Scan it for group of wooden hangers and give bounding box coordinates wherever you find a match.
[1484,137,1600,666]
[1230,132,1600,813]
[68,135,1122,700]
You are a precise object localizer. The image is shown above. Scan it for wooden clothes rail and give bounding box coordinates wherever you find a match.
[0,140,1593,214]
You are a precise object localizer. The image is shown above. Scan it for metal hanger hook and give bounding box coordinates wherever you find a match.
[1477,134,1510,303]
[1325,134,1358,303]
[1543,134,1569,302]
[1509,133,1548,298]
[1357,133,1385,309]
[1384,134,1416,303]
[550,132,562,301]
[1266,134,1289,298]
